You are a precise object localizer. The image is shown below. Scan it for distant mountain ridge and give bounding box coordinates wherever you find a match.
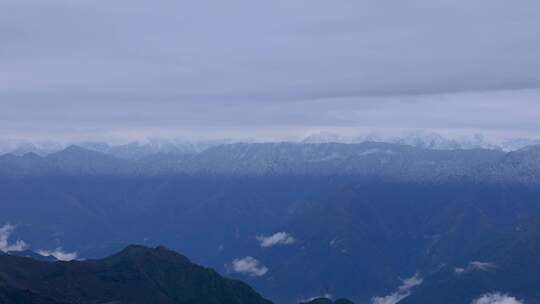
[3,133,540,158]
[3,142,540,183]
[0,139,228,159]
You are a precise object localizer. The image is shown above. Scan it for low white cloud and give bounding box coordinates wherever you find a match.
[299,294,333,303]
[469,261,497,271]
[371,274,423,304]
[257,232,296,248]
[472,293,524,304]
[37,248,78,261]
[0,224,78,261]
[0,224,28,252]
[398,275,423,291]
[329,238,340,248]
[229,256,268,277]
[456,261,497,274]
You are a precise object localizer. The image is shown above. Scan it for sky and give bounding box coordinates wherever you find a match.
[1,0,540,142]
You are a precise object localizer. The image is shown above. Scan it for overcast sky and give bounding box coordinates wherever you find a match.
[1,0,540,142]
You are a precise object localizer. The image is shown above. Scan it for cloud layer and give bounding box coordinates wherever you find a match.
[1,0,540,140]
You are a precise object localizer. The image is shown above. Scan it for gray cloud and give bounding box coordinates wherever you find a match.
[1,0,540,140]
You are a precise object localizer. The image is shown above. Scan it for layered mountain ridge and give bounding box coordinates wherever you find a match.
[3,142,539,183]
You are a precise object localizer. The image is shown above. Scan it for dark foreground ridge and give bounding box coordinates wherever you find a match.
[0,245,272,304]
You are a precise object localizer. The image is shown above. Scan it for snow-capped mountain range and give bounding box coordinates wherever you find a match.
[2,132,539,158]
[302,131,540,151]
[1,140,540,184]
